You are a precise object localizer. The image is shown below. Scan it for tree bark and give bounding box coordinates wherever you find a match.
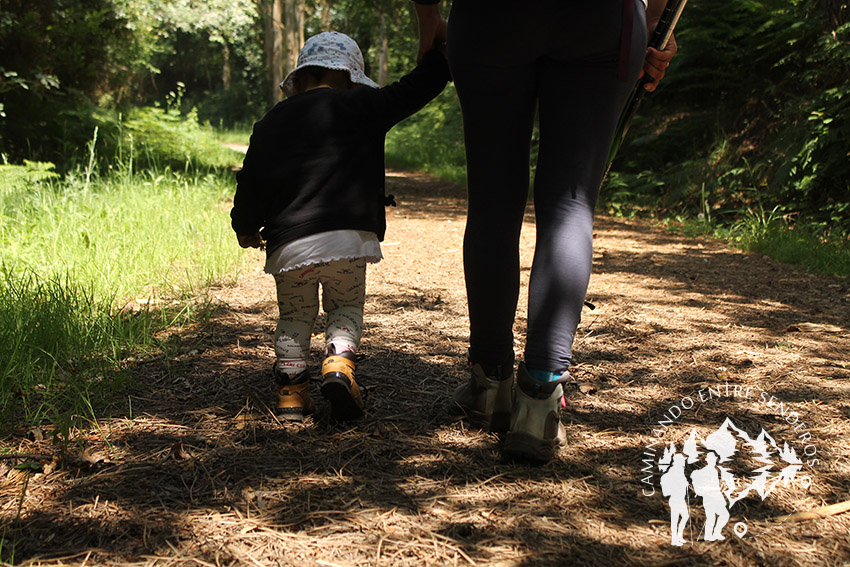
[222,42,232,92]
[378,14,389,86]
[261,0,285,105]
[822,0,848,30]
[283,0,304,81]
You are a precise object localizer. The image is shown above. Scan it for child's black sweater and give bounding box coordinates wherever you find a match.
[231,50,450,255]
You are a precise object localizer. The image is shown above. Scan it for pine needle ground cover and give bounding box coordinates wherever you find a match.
[2,172,848,567]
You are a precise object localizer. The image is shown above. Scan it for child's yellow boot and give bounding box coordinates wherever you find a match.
[274,367,315,422]
[320,348,363,421]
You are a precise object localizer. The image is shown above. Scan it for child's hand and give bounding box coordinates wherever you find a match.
[237,232,264,249]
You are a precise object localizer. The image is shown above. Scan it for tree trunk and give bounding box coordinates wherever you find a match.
[222,42,232,92]
[261,0,285,105]
[318,0,332,30]
[378,14,389,86]
[822,0,848,30]
[283,0,304,81]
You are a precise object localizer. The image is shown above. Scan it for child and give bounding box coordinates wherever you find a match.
[231,31,449,422]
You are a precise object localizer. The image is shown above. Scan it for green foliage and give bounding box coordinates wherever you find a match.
[0,0,264,164]
[733,221,850,277]
[111,105,246,173]
[0,0,130,96]
[0,110,246,434]
[385,84,467,185]
[141,0,266,126]
[0,160,60,187]
[0,0,155,164]
[0,268,127,428]
[604,0,850,235]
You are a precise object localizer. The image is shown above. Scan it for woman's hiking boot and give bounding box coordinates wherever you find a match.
[502,364,567,462]
[320,349,364,421]
[451,360,514,434]
[274,368,314,422]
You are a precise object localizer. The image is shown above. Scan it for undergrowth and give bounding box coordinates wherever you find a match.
[0,109,246,441]
[385,85,467,186]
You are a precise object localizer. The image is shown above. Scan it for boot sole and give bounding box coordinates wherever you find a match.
[276,408,310,422]
[502,431,563,463]
[321,374,364,421]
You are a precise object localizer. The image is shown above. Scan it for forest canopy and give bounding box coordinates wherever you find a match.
[1,0,848,233]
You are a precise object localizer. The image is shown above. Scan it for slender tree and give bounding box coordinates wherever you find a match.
[377,13,389,86]
[822,0,848,29]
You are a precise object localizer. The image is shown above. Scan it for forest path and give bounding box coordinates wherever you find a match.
[5,170,850,567]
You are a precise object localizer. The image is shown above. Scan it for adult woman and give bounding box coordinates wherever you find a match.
[413,0,678,461]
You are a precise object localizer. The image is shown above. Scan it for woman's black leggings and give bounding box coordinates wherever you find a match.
[447,0,647,374]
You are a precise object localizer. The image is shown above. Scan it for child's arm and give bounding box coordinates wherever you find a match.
[362,49,451,132]
[231,133,267,245]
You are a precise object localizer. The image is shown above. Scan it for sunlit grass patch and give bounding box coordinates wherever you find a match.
[734,222,850,278]
[0,111,247,435]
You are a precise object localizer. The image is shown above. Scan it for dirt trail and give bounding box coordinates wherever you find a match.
[3,171,850,566]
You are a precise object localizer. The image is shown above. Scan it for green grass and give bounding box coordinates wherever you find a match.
[212,125,252,148]
[0,109,248,437]
[385,85,467,187]
[657,212,850,278]
[2,165,242,303]
[1,269,129,433]
[731,221,850,278]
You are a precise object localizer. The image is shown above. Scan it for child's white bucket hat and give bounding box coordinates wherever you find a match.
[280,31,379,97]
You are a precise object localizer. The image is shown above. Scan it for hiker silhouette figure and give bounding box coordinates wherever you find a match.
[690,451,730,541]
[659,451,689,546]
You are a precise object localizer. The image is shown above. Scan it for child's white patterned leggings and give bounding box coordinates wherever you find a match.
[272,257,366,377]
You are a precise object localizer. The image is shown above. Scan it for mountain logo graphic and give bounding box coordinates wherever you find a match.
[655,417,807,546]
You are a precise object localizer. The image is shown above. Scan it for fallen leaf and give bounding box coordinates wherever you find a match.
[170,441,194,461]
[579,382,597,394]
[41,456,60,475]
[81,447,104,466]
[29,427,44,442]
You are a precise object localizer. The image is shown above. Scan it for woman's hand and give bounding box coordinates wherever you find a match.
[237,232,264,249]
[641,0,679,93]
[641,32,677,92]
[414,4,448,62]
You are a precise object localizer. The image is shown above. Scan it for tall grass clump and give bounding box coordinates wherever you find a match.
[729,215,850,278]
[2,163,242,302]
[0,269,125,428]
[0,111,248,435]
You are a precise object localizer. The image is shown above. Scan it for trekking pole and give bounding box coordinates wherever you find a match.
[602,0,689,182]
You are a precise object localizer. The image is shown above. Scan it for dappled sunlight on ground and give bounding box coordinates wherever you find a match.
[2,171,849,566]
